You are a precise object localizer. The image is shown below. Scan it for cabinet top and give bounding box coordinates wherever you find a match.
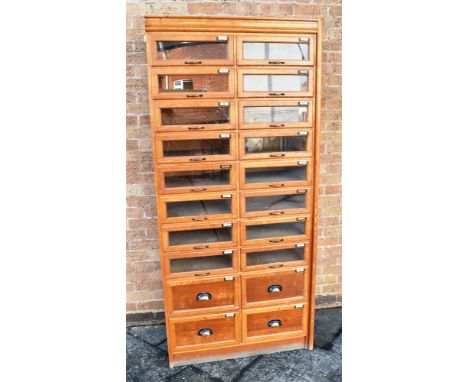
[144,15,320,34]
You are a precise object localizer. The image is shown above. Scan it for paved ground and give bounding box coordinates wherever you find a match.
[127,307,341,382]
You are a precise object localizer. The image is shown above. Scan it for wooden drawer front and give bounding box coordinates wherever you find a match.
[156,163,237,195]
[238,99,314,130]
[151,67,234,99]
[148,32,234,67]
[159,192,237,224]
[162,221,238,252]
[167,276,240,315]
[240,188,311,218]
[243,304,308,342]
[155,132,236,164]
[166,249,238,279]
[237,68,314,98]
[240,159,312,190]
[236,35,315,66]
[169,312,241,352]
[240,216,310,247]
[241,268,308,308]
[241,242,309,272]
[153,99,235,132]
[239,129,313,160]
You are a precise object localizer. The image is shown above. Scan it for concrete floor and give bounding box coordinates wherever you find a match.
[127,307,342,382]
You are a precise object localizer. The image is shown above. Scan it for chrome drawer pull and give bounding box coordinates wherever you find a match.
[218,101,230,106]
[298,100,309,106]
[223,249,233,255]
[196,292,212,301]
[216,36,228,41]
[198,328,213,337]
[268,284,283,293]
[268,320,282,328]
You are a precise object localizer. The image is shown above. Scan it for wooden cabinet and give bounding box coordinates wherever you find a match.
[145,15,321,367]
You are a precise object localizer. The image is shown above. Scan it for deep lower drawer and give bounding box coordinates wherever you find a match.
[169,311,241,352]
[243,303,308,342]
[167,275,240,316]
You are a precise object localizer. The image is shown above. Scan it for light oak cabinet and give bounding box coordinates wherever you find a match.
[145,15,321,367]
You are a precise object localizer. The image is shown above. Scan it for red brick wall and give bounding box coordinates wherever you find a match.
[127,0,342,318]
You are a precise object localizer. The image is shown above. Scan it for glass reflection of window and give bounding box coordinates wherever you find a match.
[243,42,308,60]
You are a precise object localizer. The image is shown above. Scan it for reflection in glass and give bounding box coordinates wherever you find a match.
[170,254,232,273]
[246,247,304,266]
[164,169,230,188]
[158,74,229,93]
[244,106,307,124]
[169,227,232,246]
[161,107,229,126]
[245,194,305,212]
[167,198,231,217]
[243,42,308,60]
[244,136,307,154]
[156,41,227,61]
[245,166,306,184]
[163,139,230,157]
[243,74,308,92]
[246,222,305,240]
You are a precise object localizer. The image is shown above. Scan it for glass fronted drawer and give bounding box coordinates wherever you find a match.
[159,192,237,224]
[238,100,313,130]
[240,188,311,218]
[148,32,234,66]
[240,216,310,246]
[153,99,235,132]
[155,132,236,164]
[237,68,314,98]
[151,67,234,99]
[161,221,238,252]
[156,163,237,195]
[236,35,315,66]
[165,249,238,279]
[239,129,313,160]
[240,160,312,190]
[241,243,309,272]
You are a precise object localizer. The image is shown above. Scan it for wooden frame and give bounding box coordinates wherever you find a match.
[151,67,235,99]
[239,187,311,218]
[154,131,237,164]
[237,68,314,98]
[236,34,315,67]
[238,129,313,160]
[148,32,234,67]
[238,99,314,130]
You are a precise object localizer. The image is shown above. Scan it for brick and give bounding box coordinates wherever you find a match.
[223,2,258,15]
[259,3,293,16]
[294,5,327,16]
[322,284,341,294]
[187,2,223,14]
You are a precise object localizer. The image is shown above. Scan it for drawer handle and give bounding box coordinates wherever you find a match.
[270,153,285,157]
[269,211,284,215]
[269,124,285,127]
[192,217,208,221]
[269,238,284,243]
[196,292,212,301]
[190,157,206,161]
[185,61,202,64]
[268,61,285,64]
[194,272,211,277]
[269,92,285,96]
[268,284,283,293]
[194,245,209,250]
[269,264,284,269]
[268,320,282,328]
[186,94,204,98]
[269,183,285,188]
[188,126,205,130]
[198,328,213,337]
[190,188,207,192]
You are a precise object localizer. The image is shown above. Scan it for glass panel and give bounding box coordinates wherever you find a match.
[167,198,231,217]
[161,107,229,126]
[243,42,308,60]
[246,247,304,266]
[244,106,308,124]
[163,139,230,157]
[245,136,307,154]
[158,74,229,93]
[246,222,305,240]
[246,194,305,212]
[170,254,232,273]
[156,41,228,61]
[169,227,232,246]
[164,169,230,188]
[243,74,308,92]
[245,166,306,184]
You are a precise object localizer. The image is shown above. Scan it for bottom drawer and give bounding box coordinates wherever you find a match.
[243,304,308,342]
[169,311,241,352]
